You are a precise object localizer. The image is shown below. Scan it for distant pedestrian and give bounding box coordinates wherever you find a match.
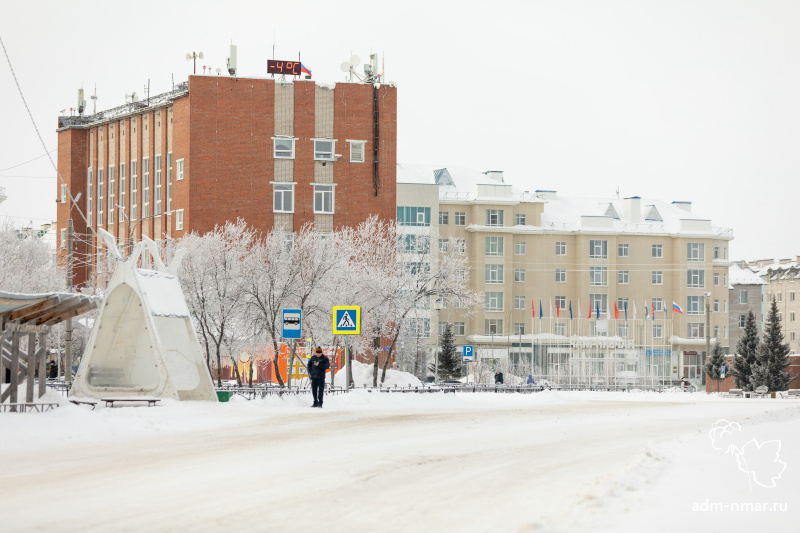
[48,360,58,379]
[526,374,535,385]
[494,371,504,385]
[308,347,330,408]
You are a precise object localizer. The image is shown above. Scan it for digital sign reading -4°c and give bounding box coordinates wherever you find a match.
[268,60,301,75]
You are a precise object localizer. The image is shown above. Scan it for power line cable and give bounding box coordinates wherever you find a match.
[0,149,56,173]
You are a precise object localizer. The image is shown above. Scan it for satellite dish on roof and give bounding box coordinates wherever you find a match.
[340,62,350,73]
[185,53,192,61]
[350,55,360,67]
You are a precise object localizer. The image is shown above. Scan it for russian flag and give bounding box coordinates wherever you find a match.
[672,301,684,314]
[301,63,312,76]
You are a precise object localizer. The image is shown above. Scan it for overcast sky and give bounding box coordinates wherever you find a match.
[2,0,798,262]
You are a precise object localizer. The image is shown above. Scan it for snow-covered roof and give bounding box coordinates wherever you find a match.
[729,263,766,288]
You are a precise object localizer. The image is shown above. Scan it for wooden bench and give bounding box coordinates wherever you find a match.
[781,389,800,399]
[723,388,743,398]
[69,399,98,410]
[101,397,161,408]
[0,403,59,413]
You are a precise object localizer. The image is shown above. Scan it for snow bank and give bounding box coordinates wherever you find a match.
[334,360,422,388]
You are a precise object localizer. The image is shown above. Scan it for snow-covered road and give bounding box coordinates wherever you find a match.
[1,391,798,532]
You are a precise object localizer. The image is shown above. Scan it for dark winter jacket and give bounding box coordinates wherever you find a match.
[308,354,330,380]
[495,372,504,384]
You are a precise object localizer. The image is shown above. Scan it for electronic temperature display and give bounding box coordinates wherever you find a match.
[267,60,302,75]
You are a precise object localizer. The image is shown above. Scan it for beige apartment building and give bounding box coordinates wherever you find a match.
[398,165,733,387]
[748,258,800,353]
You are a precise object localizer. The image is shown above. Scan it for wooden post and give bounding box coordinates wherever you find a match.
[10,331,19,410]
[26,332,35,403]
[38,333,47,399]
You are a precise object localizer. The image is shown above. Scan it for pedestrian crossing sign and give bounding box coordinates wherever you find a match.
[333,306,360,335]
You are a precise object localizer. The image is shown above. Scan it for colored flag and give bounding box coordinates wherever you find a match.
[532,298,535,318]
[672,301,684,314]
[614,302,619,320]
[539,300,543,319]
[652,300,656,320]
[569,300,573,320]
[645,303,649,321]
[587,301,592,319]
[301,63,312,76]
[624,301,628,321]
[556,299,560,318]
[595,300,600,320]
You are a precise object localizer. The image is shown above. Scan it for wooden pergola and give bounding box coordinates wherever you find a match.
[1,291,100,410]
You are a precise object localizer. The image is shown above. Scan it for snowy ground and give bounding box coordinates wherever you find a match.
[1,389,798,532]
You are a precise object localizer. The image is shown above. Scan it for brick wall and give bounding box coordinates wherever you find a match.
[56,128,89,288]
[706,355,800,392]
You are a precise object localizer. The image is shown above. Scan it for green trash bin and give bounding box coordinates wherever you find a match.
[216,391,235,402]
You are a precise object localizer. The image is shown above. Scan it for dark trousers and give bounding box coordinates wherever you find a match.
[311,378,326,405]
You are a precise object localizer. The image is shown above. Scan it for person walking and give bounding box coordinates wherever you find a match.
[308,347,330,408]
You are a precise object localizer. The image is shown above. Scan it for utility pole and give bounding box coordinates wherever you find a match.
[65,219,73,381]
[704,292,711,391]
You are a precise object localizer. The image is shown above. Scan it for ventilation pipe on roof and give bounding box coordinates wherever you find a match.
[623,196,641,223]
[672,201,692,213]
[484,171,504,182]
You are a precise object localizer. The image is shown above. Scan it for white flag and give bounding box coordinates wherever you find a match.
[633,301,638,321]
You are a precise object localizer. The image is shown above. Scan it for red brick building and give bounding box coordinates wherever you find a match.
[56,76,397,286]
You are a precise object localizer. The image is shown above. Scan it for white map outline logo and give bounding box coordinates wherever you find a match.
[709,419,787,489]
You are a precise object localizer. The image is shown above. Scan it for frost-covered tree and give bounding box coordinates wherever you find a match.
[0,220,64,293]
[732,310,759,391]
[704,341,727,392]
[435,322,462,380]
[750,298,792,392]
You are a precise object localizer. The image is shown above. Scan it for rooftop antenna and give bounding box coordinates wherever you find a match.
[339,54,361,82]
[90,84,98,114]
[227,43,237,76]
[125,92,138,103]
[77,87,86,116]
[185,51,204,74]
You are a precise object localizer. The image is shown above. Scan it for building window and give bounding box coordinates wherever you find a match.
[485,236,504,256]
[590,266,608,286]
[556,296,566,309]
[438,238,449,253]
[514,295,526,310]
[485,319,503,335]
[618,243,628,257]
[652,271,663,285]
[130,161,138,220]
[554,323,566,336]
[87,168,93,226]
[556,269,566,283]
[454,212,466,226]
[777,292,783,302]
[653,324,663,338]
[485,264,504,284]
[514,323,526,336]
[166,154,172,212]
[618,323,629,337]
[97,168,104,226]
[555,241,566,255]
[154,156,161,216]
[724,326,728,339]
[618,270,629,284]
[687,269,705,288]
[313,139,335,161]
[485,292,504,312]
[119,163,126,223]
[313,185,334,213]
[791,292,796,302]
[653,298,664,312]
[142,157,150,218]
[652,244,663,258]
[515,241,526,255]
[272,137,295,159]
[724,300,728,313]
[397,206,430,226]
[714,325,720,339]
[687,243,704,262]
[60,184,67,203]
[107,166,115,224]
[792,332,796,342]
[514,213,526,225]
[688,323,704,338]
[454,238,465,253]
[713,299,719,312]
[790,312,795,323]
[454,322,465,336]
[485,209,504,226]
[176,209,184,231]
[349,140,366,163]
[589,240,608,259]
[60,228,66,248]
[515,269,526,282]
[739,290,747,304]
[714,246,720,259]
[439,211,449,225]
[687,296,702,315]
[273,183,294,213]
[409,318,431,338]
[589,294,608,314]
[176,159,184,181]
[714,273,720,286]
[402,235,430,254]
[617,297,628,313]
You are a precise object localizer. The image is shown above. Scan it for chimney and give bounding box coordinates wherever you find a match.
[672,201,692,213]
[623,196,641,223]
[535,190,557,200]
[484,171,504,182]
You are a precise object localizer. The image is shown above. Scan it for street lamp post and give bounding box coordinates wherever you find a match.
[433,298,444,382]
[704,291,712,389]
[117,205,174,258]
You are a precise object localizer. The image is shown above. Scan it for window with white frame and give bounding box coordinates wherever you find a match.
[653,324,663,338]
[119,163,126,223]
[60,228,66,248]
[618,270,629,284]
[154,155,162,215]
[97,168,104,226]
[556,296,566,309]
[791,291,796,302]
[653,298,664,312]
[485,264,504,284]
[438,238,448,253]
[514,295,526,309]
[130,160,138,220]
[714,246,720,259]
[714,272,720,286]
[176,209,184,231]
[555,241,566,255]
[554,323,566,336]
[274,138,295,159]
[485,292,504,312]
[455,267,466,282]
[166,154,172,212]
[176,159,184,181]
[514,213,526,225]
[313,184,334,213]
[790,312,795,322]
[485,236,504,256]
[485,319,503,335]
[687,295,702,315]
[589,239,608,259]
[725,326,728,339]
[485,209,504,226]
[556,269,566,283]
[397,207,430,226]
[687,323,704,338]
[590,266,608,286]
[439,211,449,225]
[652,244,663,258]
[652,271,663,285]
[724,300,727,312]
[589,294,607,313]
[617,297,628,313]
[714,325,720,339]
[687,242,704,262]
[454,322,465,336]
[687,269,705,288]
[713,299,719,312]
[515,269,526,282]
[724,274,727,285]
[108,166,115,224]
[618,243,629,257]
[792,332,796,342]
[515,241,526,255]
[87,168,93,226]
[618,323,629,337]
[142,157,150,218]
[777,292,783,302]
[454,238,465,253]
[514,323,526,336]
[739,290,747,304]
[61,184,67,203]
[438,321,449,336]
[349,140,365,163]
[454,212,466,226]
[409,318,431,338]
[273,183,294,213]
[313,139,335,161]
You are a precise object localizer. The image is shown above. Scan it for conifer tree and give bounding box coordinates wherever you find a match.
[435,323,462,380]
[750,298,792,391]
[732,310,759,391]
[704,341,727,392]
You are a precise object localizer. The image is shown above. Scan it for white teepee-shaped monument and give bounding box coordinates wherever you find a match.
[70,230,217,401]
